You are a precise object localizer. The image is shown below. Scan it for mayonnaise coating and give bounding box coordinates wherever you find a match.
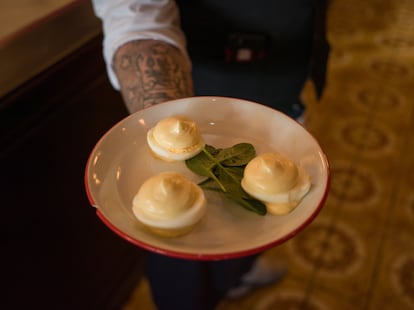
[147,115,204,161]
[242,153,299,194]
[132,172,206,229]
[241,153,311,214]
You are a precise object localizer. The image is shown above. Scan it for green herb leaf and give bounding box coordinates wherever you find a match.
[198,178,220,191]
[215,166,244,194]
[228,196,267,215]
[185,142,267,216]
[185,149,215,177]
[216,143,256,166]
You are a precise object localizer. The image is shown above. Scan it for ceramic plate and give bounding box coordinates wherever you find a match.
[85,96,330,260]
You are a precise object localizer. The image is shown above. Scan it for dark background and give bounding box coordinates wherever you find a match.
[0,35,145,309]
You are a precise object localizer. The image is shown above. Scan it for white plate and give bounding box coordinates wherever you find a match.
[85,96,330,260]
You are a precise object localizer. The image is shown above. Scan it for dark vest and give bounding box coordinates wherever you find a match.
[176,0,329,117]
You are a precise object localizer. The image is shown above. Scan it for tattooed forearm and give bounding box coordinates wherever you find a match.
[113,40,193,113]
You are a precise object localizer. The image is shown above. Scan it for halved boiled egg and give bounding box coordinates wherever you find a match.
[132,171,207,237]
[241,153,311,215]
[147,115,205,161]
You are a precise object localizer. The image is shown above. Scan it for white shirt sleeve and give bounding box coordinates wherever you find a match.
[91,0,189,89]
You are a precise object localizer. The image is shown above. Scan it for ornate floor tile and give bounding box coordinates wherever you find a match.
[288,218,365,277]
[366,58,412,82]
[348,84,408,118]
[327,160,381,210]
[369,245,414,310]
[217,278,327,310]
[390,254,414,308]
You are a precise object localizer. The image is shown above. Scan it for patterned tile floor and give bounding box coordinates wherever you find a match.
[124,0,414,309]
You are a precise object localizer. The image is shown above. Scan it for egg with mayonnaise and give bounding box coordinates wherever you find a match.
[132,171,207,237]
[241,153,311,215]
[147,115,205,161]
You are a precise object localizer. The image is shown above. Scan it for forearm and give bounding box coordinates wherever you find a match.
[113,40,193,113]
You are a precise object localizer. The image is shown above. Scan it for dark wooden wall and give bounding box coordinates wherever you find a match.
[0,35,145,309]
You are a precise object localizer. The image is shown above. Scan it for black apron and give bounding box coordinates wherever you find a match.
[176,0,329,118]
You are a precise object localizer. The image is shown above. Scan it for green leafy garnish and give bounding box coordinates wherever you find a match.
[185,143,267,215]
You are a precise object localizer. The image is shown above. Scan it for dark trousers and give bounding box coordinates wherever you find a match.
[146,252,258,310]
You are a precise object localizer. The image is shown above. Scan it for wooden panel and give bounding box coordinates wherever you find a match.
[0,0,101,97]
[0,35,145,309]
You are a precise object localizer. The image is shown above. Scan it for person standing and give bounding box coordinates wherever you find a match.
[91,1,329,309]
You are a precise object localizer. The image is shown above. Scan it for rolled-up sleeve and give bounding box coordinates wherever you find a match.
[91,0,188,89]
